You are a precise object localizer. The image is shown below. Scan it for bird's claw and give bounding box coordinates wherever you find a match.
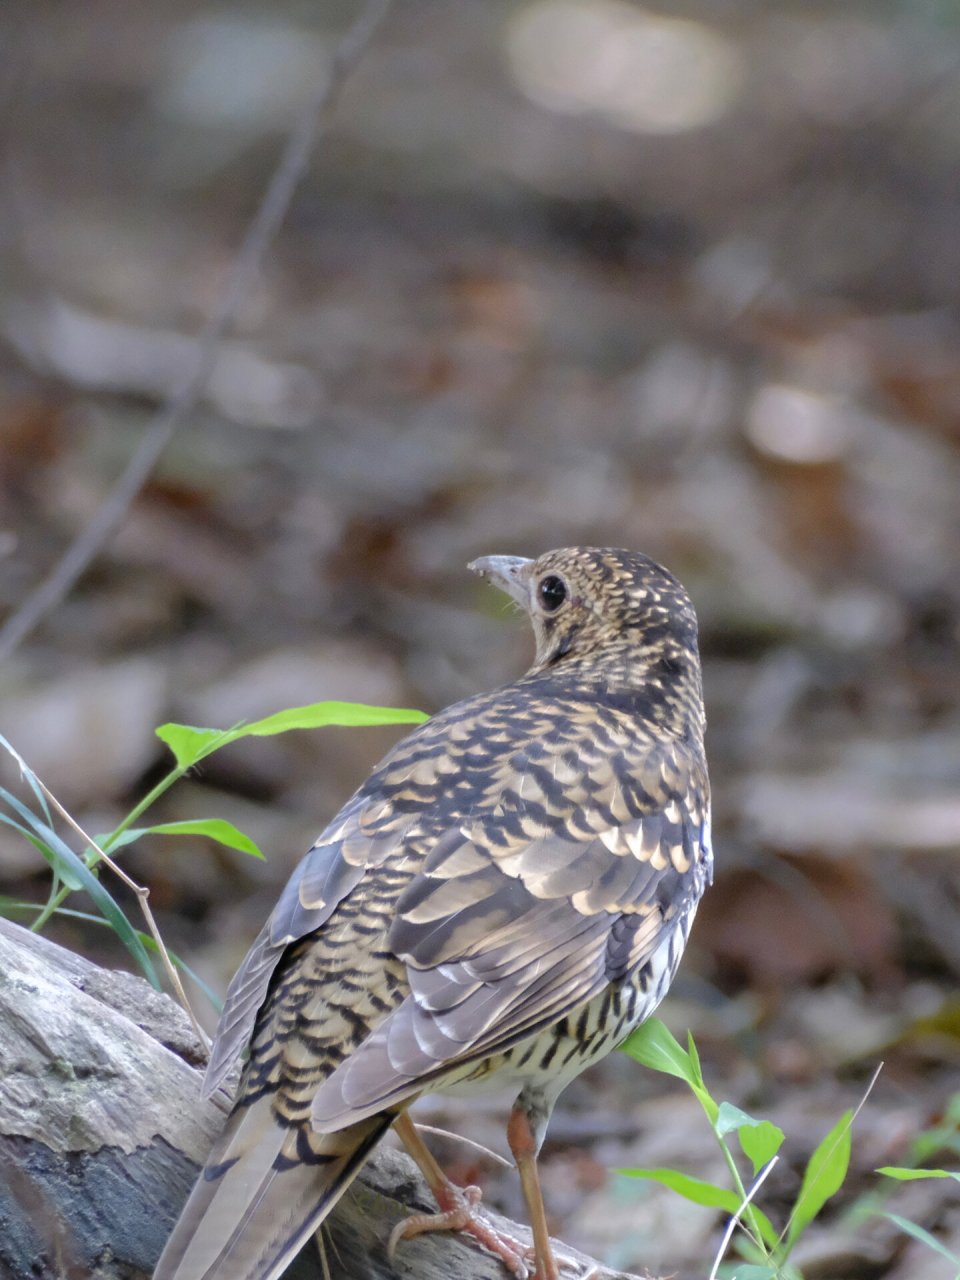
[387,1182,530,1277]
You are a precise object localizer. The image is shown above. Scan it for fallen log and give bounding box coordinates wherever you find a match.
[0,918,643,1280]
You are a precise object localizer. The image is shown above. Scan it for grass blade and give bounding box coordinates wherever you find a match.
[156,701,428,769]
[122,819,264,860]
[0,788,160,988]
[619,1167,743,1211]
[0,734,53,824]
[883,1213,960,1268]
[785,1110,852,1247]
[239,701,429,735]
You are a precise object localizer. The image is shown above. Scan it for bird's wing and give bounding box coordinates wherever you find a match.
[203,791,408,1097]
[308,723,711,1130]
[204,685,709,1128]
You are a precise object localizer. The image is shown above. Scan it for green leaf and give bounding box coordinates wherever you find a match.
[618,1167,778,1246]
[621,1167,780,1249]
[621,1022,719,1123]
[715,1104,785,1176]
[155,723,234,769]
[239,701,429,736]
[137,933,223,1012]
[715,1102,758,1135]
[156,702,429,769]
[686,1029,705,1086]
[0,734,53,825]
[786,1110,852,1247]
[883,1213,960,1268]
[92,829,141,853]
[621,1018,697,1085]
[878,1166,960,1183]
[619,1167,743,1211]
[725,1266,780,1280]
[0,788,160,989]
[739,1120,786,1177]
[0,896,45,916]
[0,811,85,890]
[124,819,264,860]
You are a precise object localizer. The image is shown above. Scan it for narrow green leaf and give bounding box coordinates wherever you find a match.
[883,1213,960,1267]
[683,1030,720,1122]
[0,789,160,988]
[725,1266,779,1280]
[239,701,429,736]
[0,896,44,915]
[621,1167,779,1248]
[0,734,53,824]
[878,1166,960,1183]
[618,1167,778,1245]
[620,1018,697,1085]
[786,1110,852,1247]
[619,1167,742,1211]
[92,829,141,853]
[687,1029,705,1086]
[157,703,428,769]
[0,812,84,890]
[138,933,223,1012]
[135,819,264,860]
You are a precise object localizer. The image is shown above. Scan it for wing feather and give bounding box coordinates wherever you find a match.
[205,693,709,1146]
[203,830,367,1096]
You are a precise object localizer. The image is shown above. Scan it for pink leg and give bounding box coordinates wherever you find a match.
[391,1112,530,1276]
[506,1104,560,1280]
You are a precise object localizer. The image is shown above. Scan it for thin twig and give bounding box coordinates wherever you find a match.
[0,0,394,663]
[410,1122,515,1171]
[708,1156,779,1280]
[31,771,212,1050]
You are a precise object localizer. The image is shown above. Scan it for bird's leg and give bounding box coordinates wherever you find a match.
[506,1100,559,1280]
[390,1112,530,1276]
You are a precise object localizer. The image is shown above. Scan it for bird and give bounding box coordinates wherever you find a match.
[154,546,712,1280]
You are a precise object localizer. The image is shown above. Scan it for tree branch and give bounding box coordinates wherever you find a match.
[0,917,646,1280]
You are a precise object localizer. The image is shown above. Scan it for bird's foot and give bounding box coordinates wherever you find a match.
[387,1182,530,1277]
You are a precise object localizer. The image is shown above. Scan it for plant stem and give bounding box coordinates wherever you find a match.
[29,763,188,931]
[697,1096,774,1259]
[103,764,190,848]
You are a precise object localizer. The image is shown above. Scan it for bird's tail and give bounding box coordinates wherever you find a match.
[154,1093,392,1280]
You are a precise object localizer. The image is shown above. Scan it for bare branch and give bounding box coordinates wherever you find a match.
[0,916,644,1280]
[0,0,394,662]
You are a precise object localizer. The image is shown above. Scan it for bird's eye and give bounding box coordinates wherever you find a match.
[538,575,567,612]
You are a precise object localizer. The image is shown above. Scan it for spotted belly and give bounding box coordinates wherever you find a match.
[436,904,697,1106]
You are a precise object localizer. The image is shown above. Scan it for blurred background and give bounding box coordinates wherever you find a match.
[1,2,959,1276]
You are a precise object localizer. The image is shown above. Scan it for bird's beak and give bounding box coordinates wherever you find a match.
[468,555,534,608]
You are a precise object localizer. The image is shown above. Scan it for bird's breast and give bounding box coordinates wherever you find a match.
[434,890,701,1105]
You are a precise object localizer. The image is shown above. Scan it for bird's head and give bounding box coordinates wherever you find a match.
[469,546,701,694]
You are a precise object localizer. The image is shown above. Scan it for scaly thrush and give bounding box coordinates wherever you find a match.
[154,547,712,1280]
